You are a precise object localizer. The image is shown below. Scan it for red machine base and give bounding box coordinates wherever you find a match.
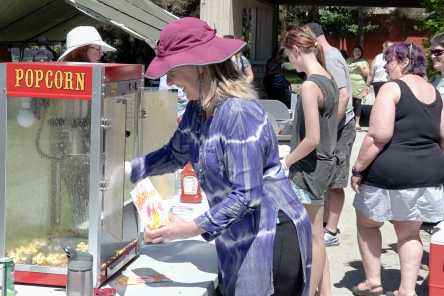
[15,271,67,287]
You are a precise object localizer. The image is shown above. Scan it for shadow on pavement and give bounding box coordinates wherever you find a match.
[335,260,427,295]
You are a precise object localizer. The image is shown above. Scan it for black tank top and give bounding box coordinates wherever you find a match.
[363,79,444,189]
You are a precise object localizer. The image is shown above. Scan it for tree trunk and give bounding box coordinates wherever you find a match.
[356,9,365,48]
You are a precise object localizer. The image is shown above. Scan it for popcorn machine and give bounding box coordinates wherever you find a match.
[0,62,143,287]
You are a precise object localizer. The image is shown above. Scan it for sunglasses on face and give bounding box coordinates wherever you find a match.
[431,49,444,57]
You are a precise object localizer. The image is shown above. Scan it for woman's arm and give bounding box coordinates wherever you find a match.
[359,61,370,97]
[440,102,444,152]
[130,104,195,183]
[284,81,321,167]
[353,82,400,172]
[359,61,370,78]
[366,59,376,86]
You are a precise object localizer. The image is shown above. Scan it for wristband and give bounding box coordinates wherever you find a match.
[352,167,363,177]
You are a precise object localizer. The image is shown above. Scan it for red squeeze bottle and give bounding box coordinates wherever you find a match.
[180,162,202,203]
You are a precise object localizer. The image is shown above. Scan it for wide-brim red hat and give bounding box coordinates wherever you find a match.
[146,17,245,79]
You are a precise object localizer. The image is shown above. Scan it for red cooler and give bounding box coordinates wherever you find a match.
[429,221,444,296]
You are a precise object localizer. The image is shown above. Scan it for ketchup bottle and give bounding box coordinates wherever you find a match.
[180,162,202,203]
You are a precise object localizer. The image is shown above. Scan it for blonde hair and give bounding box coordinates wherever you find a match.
[199,59,257,115]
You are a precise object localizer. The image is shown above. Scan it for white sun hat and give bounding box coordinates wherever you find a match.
[58,26,116,61]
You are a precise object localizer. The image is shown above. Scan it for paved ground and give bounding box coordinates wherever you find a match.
[329,129,430,296]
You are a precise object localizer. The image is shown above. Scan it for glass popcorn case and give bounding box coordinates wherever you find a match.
[0,62,143,287]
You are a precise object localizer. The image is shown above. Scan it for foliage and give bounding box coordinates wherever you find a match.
[319,7,355,38]
[286,6,378,40]
[324,7,378,39]
[421,0,444,34]
[151,0,200,17]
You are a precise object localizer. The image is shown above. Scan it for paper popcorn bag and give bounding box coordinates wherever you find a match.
[130,177,169,231]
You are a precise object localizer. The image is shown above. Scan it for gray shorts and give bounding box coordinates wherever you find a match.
[353,184,444,223]
[292,183,324,206]
[330,119,356,188]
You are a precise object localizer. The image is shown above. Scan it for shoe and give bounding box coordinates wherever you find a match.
[324,228,340,247]
[351,284,383,296]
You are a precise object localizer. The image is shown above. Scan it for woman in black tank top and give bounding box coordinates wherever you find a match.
[283,26,339,296]
[350,43,444,296]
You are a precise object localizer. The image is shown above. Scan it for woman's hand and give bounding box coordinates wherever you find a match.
[360,85,369,98]
[351,175,362,193]
[144,214,203,244]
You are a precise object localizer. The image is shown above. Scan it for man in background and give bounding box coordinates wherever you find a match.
[304,23,356,249]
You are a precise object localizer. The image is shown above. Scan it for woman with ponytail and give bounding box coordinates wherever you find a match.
[281,26,339,296]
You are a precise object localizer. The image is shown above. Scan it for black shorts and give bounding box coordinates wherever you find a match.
[215,211,304,296]
[353,97,363,117]
[372,81,386,97]
[330,119,356,188]
[272,211,304,296]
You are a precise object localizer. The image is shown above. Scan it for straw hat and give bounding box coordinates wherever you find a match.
[146,17,245,79]
[58,26,116,61]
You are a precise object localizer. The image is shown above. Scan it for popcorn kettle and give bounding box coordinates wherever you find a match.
[64,247,93,296]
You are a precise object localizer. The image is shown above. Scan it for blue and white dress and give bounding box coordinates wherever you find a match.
[131,98,311,296]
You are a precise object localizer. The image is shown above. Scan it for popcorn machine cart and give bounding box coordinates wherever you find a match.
[0,62,143,287]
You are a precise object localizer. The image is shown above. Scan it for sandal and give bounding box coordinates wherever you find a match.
[385,291,417,296]
[351,283,383,296]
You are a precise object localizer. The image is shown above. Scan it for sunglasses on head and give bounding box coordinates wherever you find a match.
[431,49,444,57]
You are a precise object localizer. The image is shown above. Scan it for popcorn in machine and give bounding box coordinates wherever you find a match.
[0,62,143,287]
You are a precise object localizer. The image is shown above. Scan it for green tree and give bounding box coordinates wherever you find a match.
[421,0,444,78]
[152,0,200,17]
[421,0,444,34]
[286,6,378,47]
[320,7,378,46]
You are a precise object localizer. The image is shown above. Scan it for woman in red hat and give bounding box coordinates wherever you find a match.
[127,17,312,296]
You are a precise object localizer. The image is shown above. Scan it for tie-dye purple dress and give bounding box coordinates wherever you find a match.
[130,98,311,296]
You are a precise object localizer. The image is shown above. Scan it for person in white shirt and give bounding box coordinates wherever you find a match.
[366,41,393,97]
